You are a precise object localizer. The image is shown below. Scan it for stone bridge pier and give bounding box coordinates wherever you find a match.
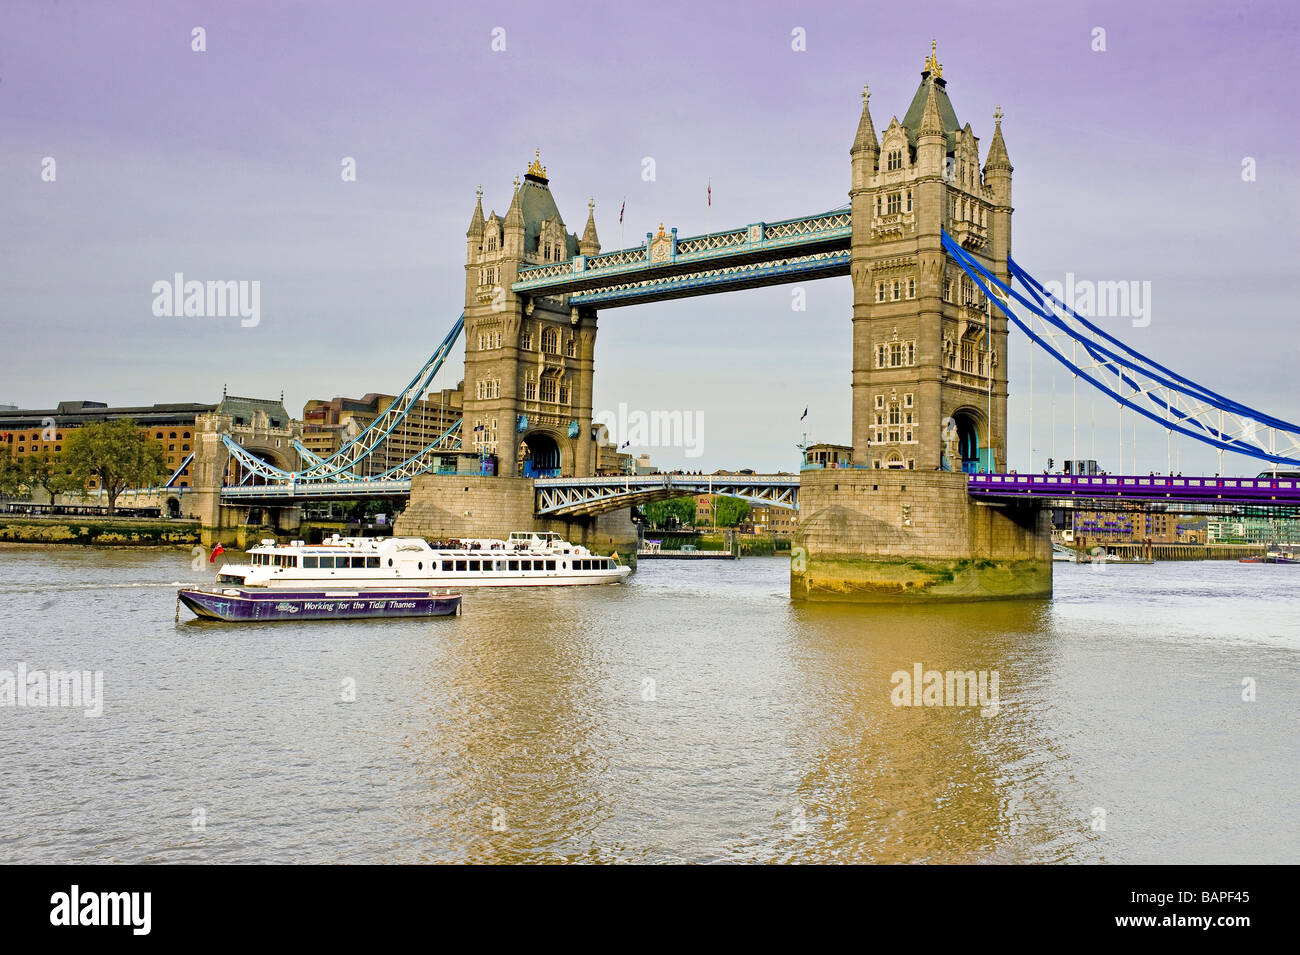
[793,470,1050,602]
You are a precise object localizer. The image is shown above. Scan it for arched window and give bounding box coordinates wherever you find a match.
[565,339,577,358]
[541,327,559,354]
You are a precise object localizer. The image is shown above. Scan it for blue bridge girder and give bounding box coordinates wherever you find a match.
[534,473,801,517]
[512,210,851,307]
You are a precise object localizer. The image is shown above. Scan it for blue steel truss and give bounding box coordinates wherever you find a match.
[534,473,799,517]
[942,232,1300,468]
[222,313,465,485]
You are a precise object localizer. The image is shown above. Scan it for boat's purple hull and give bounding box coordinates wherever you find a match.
[178,587,461,622]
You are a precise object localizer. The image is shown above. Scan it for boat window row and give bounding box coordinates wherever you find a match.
[249,553,380,569]
[441,559,558,572]
[445,558,612,572]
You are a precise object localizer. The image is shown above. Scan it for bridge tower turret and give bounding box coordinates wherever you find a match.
[461,152,600,479]
[848,43,1010,474]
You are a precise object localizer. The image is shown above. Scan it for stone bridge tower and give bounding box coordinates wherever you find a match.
[849,43,1012,473]
[462,152,601,479]
[793,45,1048,603]
[187,393,302,544]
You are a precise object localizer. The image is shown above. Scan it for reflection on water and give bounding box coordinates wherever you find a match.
[1,547,1296,863]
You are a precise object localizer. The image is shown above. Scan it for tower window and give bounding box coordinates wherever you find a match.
[541,327,559,354]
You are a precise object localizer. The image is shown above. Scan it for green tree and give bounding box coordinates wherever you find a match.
[642,496,697,529]
[21,450,72,501]
[0,448,21,497]
[713,495,751,528]
[62,419,166,516]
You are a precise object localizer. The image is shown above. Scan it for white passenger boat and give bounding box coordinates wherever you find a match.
[214,532,631,589]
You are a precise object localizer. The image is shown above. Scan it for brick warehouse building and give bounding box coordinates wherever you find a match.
[0,400,216,491]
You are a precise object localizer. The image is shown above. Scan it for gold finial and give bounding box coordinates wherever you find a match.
[924,39,942,78]
[861,83,870,104]
[513,175,520,189]
[475,184,483,200]
[588,196,595,211]
[527,148,547,179]
[655,221,667,239]
[994,104,1004,126]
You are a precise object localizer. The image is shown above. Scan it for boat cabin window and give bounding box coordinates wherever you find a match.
[303,556,318,569]
[456,560,467,572]
[546,560,556,571]
[468,560,481,572]
[351,556,365,569]
[366,557,380,568]
[442,560,453,572]
[509,560,519,571]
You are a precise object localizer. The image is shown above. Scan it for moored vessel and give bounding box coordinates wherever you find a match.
[212,531,631,590]
[178,587,461,622]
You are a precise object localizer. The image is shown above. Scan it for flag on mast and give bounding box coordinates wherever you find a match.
[619,198,625,224]
[707,180,711,207]
[800,407,808,421]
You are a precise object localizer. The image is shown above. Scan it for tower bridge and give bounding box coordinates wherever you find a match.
[198,43,1300,600]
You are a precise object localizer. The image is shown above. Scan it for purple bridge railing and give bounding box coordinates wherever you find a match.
[968,472,1300,507]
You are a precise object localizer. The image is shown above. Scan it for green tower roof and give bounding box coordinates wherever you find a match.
[901,76,961,152]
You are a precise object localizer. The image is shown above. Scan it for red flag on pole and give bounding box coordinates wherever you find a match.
[209,542,225,563]
[707,180,711,207]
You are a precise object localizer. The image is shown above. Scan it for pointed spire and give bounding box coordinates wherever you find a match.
[852,83,879,156]
[985,105,1011,173]
[919,79,945,137]
[466,185,485,237]
[504,176,524,231]
[580,197,600,254]
[923,39,943,79]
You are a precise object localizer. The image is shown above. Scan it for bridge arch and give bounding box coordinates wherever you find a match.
[947,405,987,473]
[519,429,563,478]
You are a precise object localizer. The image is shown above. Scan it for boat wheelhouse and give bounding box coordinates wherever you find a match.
[215,533,631,589]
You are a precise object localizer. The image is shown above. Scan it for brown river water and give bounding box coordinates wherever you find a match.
[1,547,1296,863]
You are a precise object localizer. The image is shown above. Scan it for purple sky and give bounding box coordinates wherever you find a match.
[2,0,1298,473]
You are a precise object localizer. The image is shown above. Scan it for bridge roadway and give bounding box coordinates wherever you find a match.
[216,472,1300,517]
